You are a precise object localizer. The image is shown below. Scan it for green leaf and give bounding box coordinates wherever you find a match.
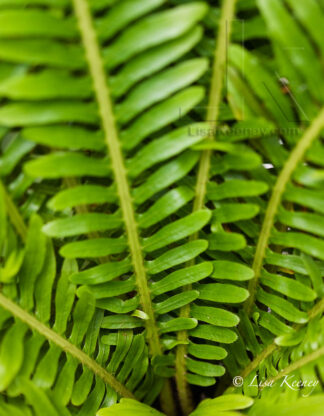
[48,185,116,211]
[154,291,200,315]
[0,321,27,391]
[211,261,254,281]
[198,283,249,303]
[96,0,165,42]
[146,240,207,274]
[103,3,208,68]
[25,153,110,179]
[188,342,227,360]
[102,316,143,330]
[186,357,225,377]
[43,213,122,237]
[190,325,237,344]
[0,10,77,39]
[159,318,198,334]
[97,399,164,416]
[22,126,104,150]
[0,40,84,68]
[151,263,212,296]
[133,151,199,204]
[117,60,208,124]
[208,232,246,251]
[70,259,131,285]
[128,123,208,177]
[143,210,211,252]
[122,87,205,150]
[212,203,259,224]
[207,180,268,200]
[260,270,316,301]
[0,101,97,127]
[256,288,309,323]
[275,327,306,347]
[191,304,239,327]
[110,26,203,97]
[191,395,254,415]
[271,231,324,261]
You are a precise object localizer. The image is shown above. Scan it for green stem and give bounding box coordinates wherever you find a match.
[193,0,237,213]
[226,296,324,393]
[0,292,134,398]
[72,1,175,414]
[175,1,237,414]
[264,344,324,386]
[245,106,324,315]
[0,180,27,242]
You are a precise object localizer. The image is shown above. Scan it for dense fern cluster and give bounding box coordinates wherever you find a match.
[1,0,324,415]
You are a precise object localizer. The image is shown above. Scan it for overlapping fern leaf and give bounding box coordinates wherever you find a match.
[0,0,261,408]
[173,1,271,412]
[1,0,324,415]
[218,0,324,395]
[0,188,146,415]
[0,0,233,414]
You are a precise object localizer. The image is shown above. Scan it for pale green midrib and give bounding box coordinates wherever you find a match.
[245,107,324,315]
[71,3,177,415]
[0,180,27,242]
[0,293,134,398]
[72,0,163,357]
[175,1,237,414]
[193,0,237,213]
[72,0,161,357]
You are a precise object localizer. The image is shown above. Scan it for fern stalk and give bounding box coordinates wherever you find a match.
[245,107,324,315]
[192,0,237,213]
[0,292,134,398]
[225,295,324,393]
[263,344,324,387]
[0,179,135,399]
[72,0,176,414]
[175,1,237,414]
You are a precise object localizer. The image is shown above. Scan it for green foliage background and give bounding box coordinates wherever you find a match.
[0,0,324,415]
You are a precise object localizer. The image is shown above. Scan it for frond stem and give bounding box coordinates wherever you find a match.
[175,1,237,414]
[264,344,324,386]
[192,0,237,213]
[226,296,324,393]
[0,293,134,398]
[245,107,324,315]
[72,1,175,414]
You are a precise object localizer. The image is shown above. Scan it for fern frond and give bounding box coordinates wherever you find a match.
[220,0,324,395]
[1,0,324,415]
[0,1,216,414]
[0,197,144,415]
[175,1,269,411]
[97,395,253,416]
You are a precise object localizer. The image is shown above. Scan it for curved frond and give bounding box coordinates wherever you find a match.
[0,195,150,415]
[0,1,215,413]
[221,0,324,394]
